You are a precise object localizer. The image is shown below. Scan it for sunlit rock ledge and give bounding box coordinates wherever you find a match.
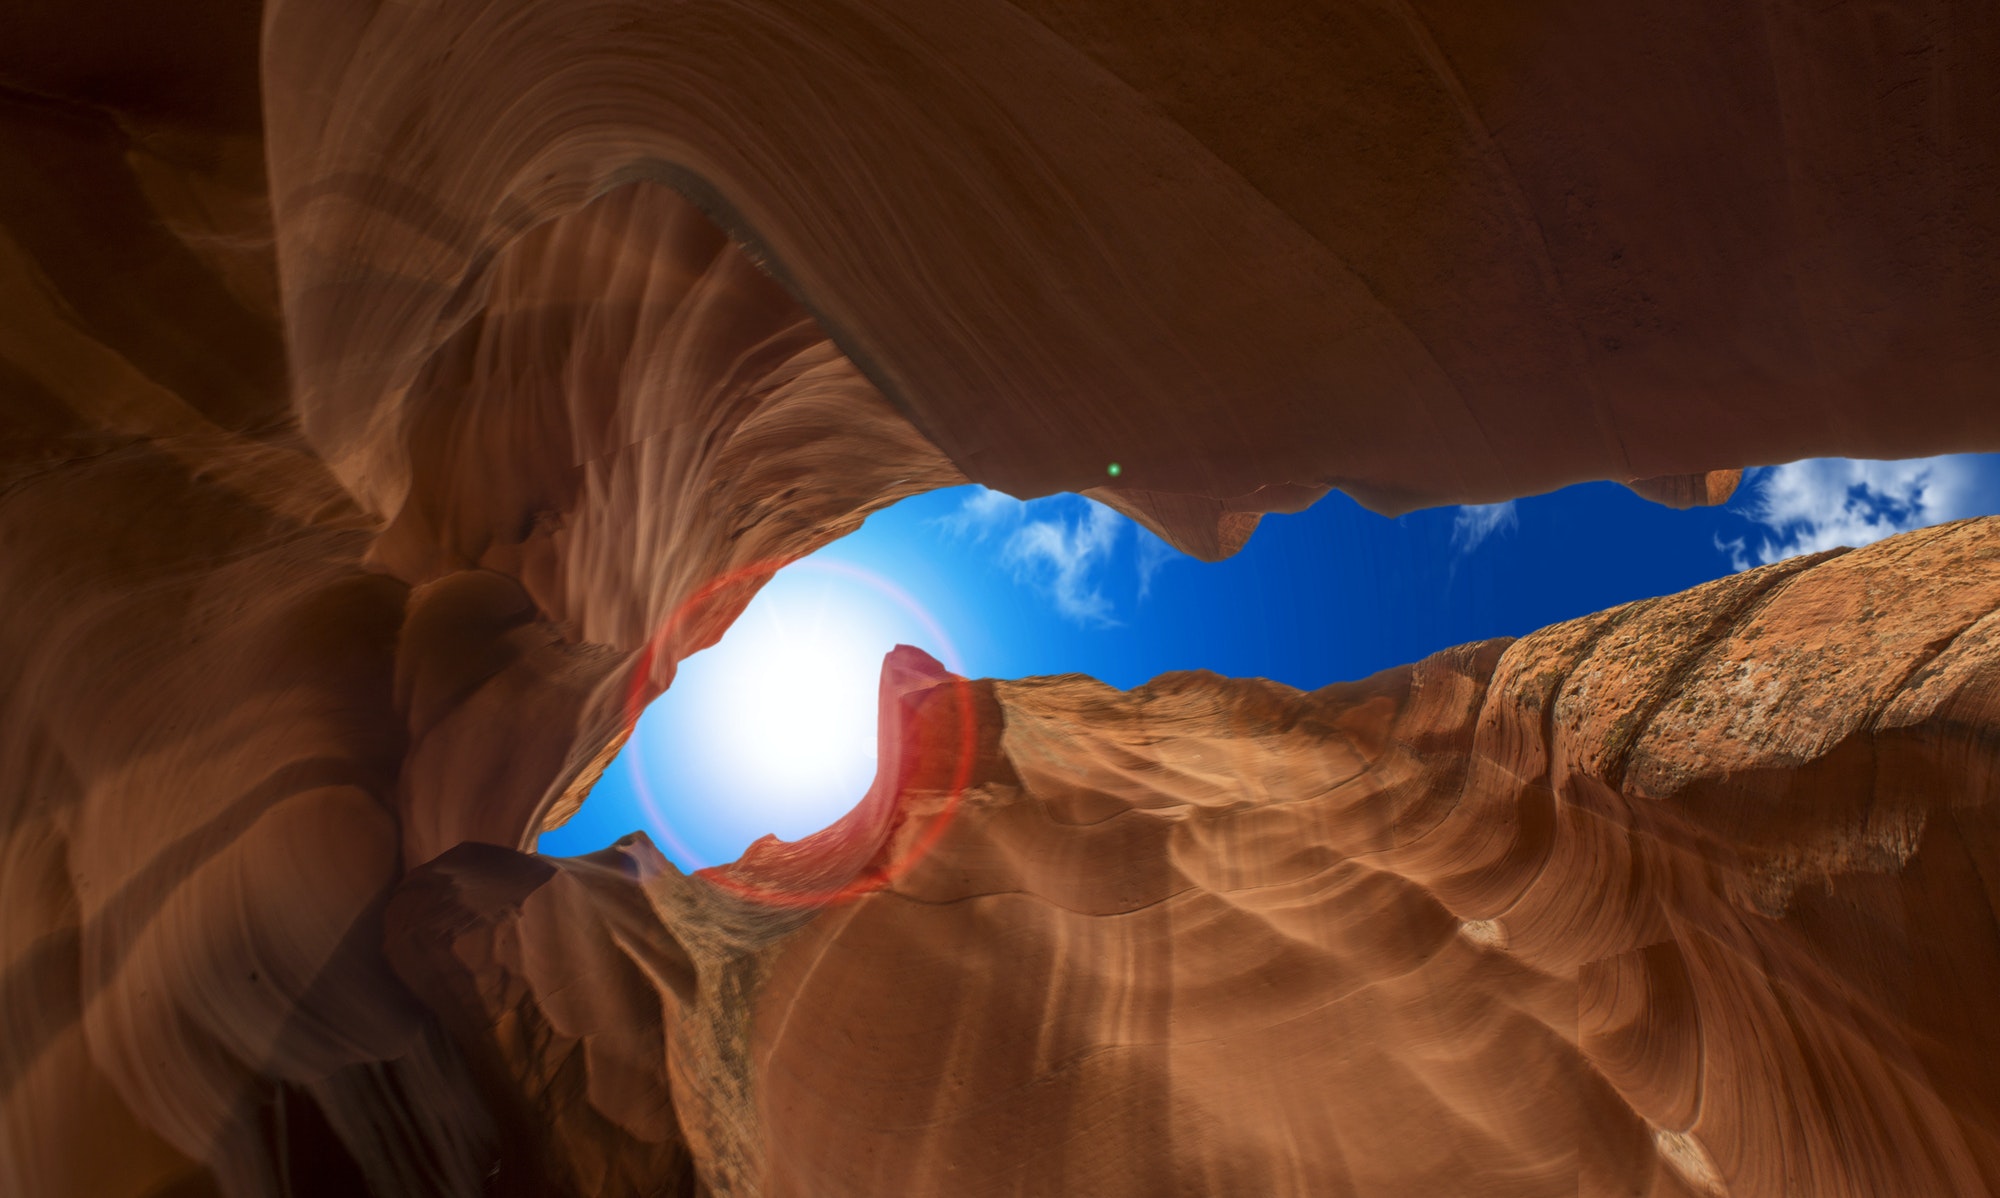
[5,1,2000,1195]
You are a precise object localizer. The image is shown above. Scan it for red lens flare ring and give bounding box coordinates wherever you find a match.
[618,556,978,908]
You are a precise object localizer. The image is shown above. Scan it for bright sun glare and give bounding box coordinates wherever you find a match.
[627,557,953,867]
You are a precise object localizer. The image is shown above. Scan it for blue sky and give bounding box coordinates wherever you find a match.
[539,453,2000,865]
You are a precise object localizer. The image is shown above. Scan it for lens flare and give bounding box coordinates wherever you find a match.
[621,555,970,903]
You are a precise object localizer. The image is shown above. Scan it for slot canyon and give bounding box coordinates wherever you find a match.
[4,1,2000,1194]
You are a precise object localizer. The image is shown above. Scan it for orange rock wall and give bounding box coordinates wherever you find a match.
[4,2,2000,1195]
[395,522,2000,1197]
[268,0,2000,529]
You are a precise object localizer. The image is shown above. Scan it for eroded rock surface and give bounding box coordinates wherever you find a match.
[4,2,2000,1196]
[396,522,2000,1197]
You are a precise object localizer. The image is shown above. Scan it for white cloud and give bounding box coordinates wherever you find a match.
[1713,533,1751,572]
[1732,455,1986,567]
[1135,530,1177,601]
[1001,499,1125,626]
[1450,501,1518,552]
[931,486,1025,540]
[931,487,1150,625]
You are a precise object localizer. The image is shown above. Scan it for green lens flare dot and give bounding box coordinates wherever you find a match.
[1107,462,1122,477]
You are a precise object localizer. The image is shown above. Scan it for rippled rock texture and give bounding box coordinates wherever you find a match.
[398,525,2000,1198]
[4,1,2000,1195]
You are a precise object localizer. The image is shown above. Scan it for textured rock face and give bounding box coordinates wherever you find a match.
[395,523,2000,1198]
[4,3,2000,1196]
[261,0,2000,531]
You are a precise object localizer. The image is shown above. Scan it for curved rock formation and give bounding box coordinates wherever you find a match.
[4,2,2000,1196]
[393,521,2000,1197]
[266,0,2000,531]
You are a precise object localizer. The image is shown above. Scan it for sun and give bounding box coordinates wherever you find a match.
[627,557,955,866]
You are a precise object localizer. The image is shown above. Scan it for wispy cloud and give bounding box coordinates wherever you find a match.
[1450,501,1519,553]
[933,487,1178,625]
[1135,530,1177,601]
[931,486,1025,540]
[1713,533,1751,572]
[1728,455,1987,568]
[1001,499,1125,626]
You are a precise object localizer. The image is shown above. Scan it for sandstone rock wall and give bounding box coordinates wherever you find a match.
[4,2,1999,1195]
[395,521,2000,1197]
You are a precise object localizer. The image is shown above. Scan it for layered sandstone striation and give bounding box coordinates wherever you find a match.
[4,1,2000,1196]
[395,521,2000,1197]
[264,0,2000,532]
